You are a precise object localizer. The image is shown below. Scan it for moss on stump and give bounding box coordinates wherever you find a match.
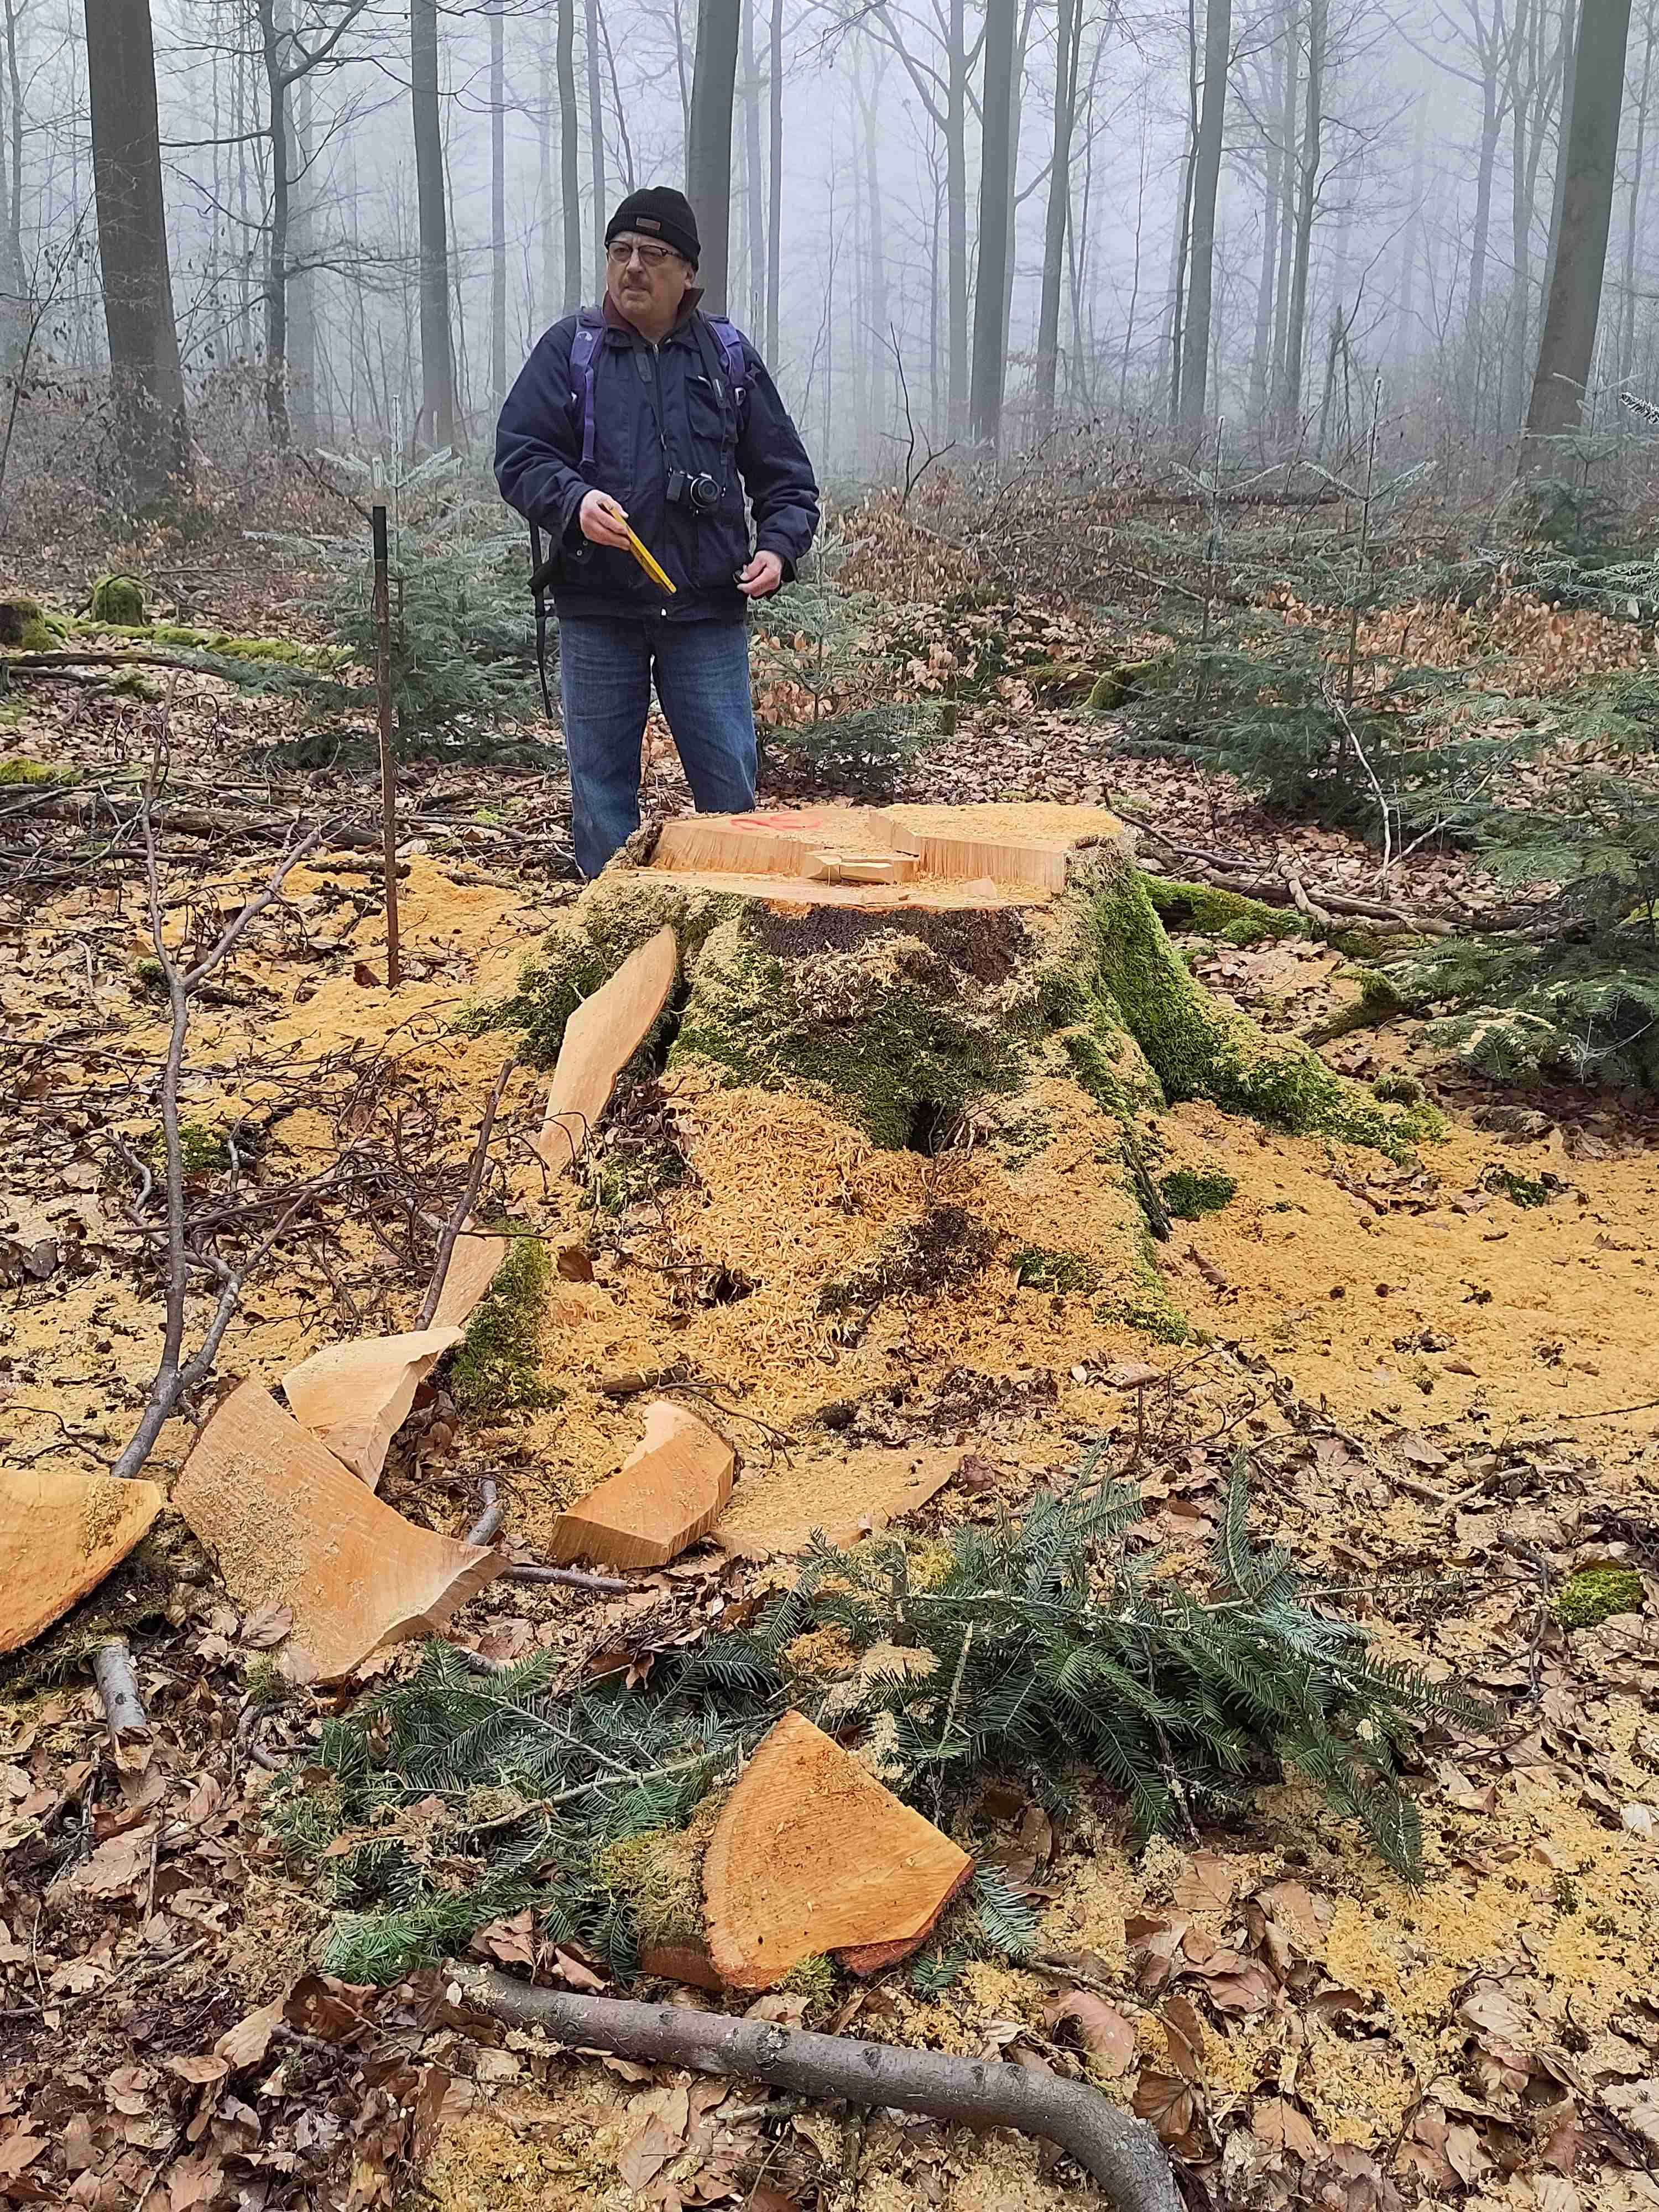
[90,573,146,626]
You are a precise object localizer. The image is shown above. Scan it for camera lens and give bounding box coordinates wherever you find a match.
[688,474,721,513]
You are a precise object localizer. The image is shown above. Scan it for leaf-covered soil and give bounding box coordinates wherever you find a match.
[4,539,1659,2212]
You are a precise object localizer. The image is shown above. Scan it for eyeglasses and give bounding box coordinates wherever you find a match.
[607,239,679,269]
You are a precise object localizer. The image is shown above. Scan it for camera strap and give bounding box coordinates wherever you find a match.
[528,520,554,721]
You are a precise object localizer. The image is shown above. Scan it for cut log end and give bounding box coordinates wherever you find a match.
[549,1400,734,1570]
[702,1712,972,1991]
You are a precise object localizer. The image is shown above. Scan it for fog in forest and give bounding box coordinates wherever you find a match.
[28,0,1657,500]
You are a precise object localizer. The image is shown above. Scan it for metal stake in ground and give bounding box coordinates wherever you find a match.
[372,503,401,988]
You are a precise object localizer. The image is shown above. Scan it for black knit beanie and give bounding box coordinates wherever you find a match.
[606,186,700,268]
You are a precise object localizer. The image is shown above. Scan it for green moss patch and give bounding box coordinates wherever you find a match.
[1074,860,1441,1161]
[448,1230,562,1415]
[1146,877,1304,948]
[1159,1167,1237,1219]
[675,915,1040,1151]
[0,756,76,786]
[90,573,145,625]
[1014,1246,1100,1293]
[1552,1566,1645,1630]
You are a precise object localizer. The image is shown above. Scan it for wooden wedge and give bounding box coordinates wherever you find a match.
[281,1326,465,1488]
[174,1379,504,1682]
[536,926,678,1172]
[549,1400,734,1570]
[0,1469,164,1653]
[702,1712,973,1990]
[713,1444,962,1560]
[430,1230,512,1332]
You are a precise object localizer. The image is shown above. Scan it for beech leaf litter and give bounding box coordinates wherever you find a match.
[4,493,1659,2212]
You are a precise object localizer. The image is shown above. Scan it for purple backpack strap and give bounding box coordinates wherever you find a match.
[568,308,604,466]
[705,315,748,421]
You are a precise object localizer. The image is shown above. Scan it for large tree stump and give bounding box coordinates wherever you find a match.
[500,802,1433,1163]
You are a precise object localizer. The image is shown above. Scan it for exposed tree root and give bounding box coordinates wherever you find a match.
[451,1964,1181,2210]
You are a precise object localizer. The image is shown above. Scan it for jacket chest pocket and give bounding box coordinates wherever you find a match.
[685,375,733,460]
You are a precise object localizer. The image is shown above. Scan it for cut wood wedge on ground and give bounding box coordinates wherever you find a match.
[430,1229,512,1332]
[714,1444,962,1559]
[536,925,677,1172]
[281,1327,465,1487]
[0,1469,164,1652]
[702,1712,973,1990]
[174,1379,504,1681]
[549,1399,734,1569]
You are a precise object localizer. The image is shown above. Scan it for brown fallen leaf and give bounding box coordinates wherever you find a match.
[1173,1850,1237,1913]
[215,1997,286,2072]
[1045,1992,1135,2074]
[1253,2095,1321,2157]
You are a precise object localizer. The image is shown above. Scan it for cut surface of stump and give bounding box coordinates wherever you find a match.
[536,924,678,1170]
[174,1379,504,1681]
[648,802,1121,911]
[0,1470,164,1652]
[281,1326,464,1487]
[549,1399,734,1569]
[702,1712,973,1990]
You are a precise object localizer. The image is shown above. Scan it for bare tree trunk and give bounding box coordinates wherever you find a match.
[1035,0,1081,424]
[491,2,507,406]
[860,51,889,445]
[1541,0,1579,316]
[947,0,969,435]
[1392,85,1427,371]
[1620,0,1656,374]
[85,0,187,505]
[1178,0,1233,428]
[539,22,558,324]
[1280,0,1325,422]
[742,0,764,331]
[1527,0,1634,435]
[688,0,742,311]
[1248,45,1282,420]
[558,0,582,312]
[969,0,1016,447]
[411,0,456,448]
[1270,0,1300,404]
[1166,0,1198,423]
[288,24,317,437]
[586,0,607,295]
[766,0,782,356]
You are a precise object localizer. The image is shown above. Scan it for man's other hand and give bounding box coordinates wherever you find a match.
[580,489,633,548]
[737,550,784,598]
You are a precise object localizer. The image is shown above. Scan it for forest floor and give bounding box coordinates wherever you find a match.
[3,517,1659,2212]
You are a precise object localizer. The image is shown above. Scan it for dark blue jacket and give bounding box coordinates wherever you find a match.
[494,299,820,624]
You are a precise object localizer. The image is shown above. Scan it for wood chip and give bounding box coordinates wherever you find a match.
[549,1400,734,1570]
[536,927,678,1172]
[713,1444,961,1559]
[281,1327,464,1487]
[0,1469,163,1653]
[174,1379,504,1681]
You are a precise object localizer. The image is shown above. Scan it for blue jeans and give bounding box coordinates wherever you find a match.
[558,614,758,878]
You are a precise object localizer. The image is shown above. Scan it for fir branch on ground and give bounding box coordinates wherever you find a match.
[268,1460,1489,1985]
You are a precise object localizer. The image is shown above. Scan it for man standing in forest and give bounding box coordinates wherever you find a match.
[495,186,820,878]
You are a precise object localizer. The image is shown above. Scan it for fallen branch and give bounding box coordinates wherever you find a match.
[92,1640,146,1735]
[450,1966,1180,2210]
[418,1054,517,1329]
[111,786,335,1480]
[505,1563,633,1593]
